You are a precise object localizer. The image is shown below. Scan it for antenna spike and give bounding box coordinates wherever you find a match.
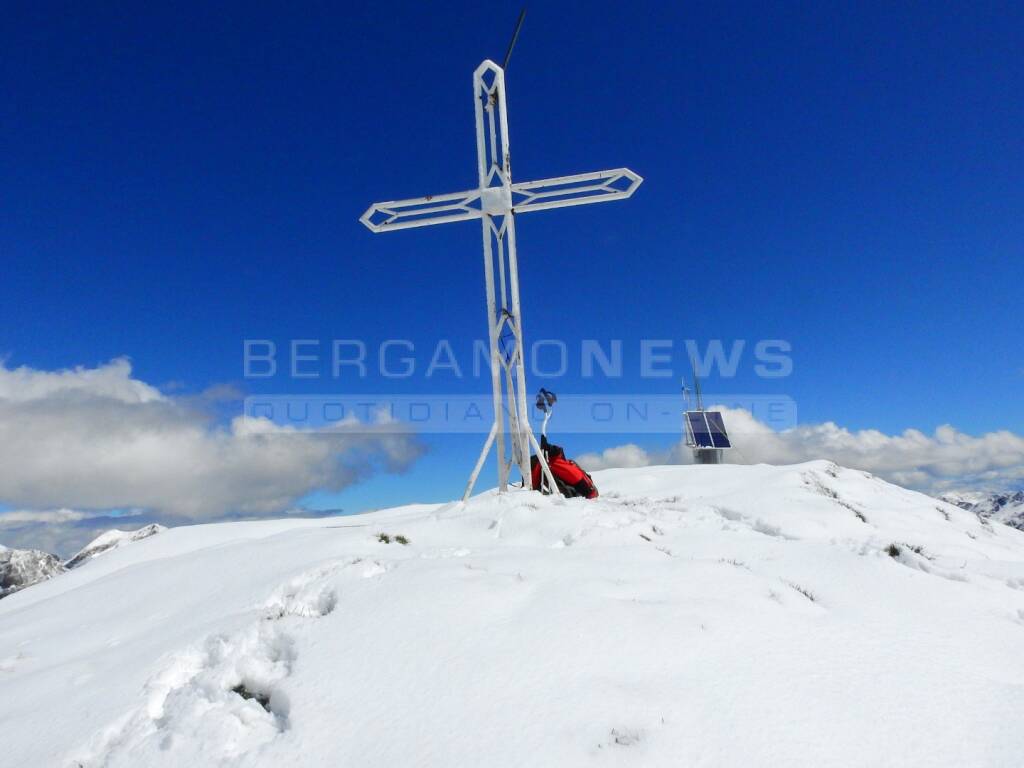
[502,7,527,71]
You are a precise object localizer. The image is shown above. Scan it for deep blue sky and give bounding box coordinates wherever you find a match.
[3,1,1022,510]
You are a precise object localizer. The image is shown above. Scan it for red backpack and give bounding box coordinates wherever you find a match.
[530,444,599,499]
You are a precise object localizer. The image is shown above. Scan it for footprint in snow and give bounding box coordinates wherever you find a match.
[361,560,389,578]
[0,652,27,672]
[70,563,346,766]
[263,561,346,619]
[70,620,296,767]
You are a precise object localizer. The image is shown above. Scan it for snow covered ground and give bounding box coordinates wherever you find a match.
[2,461,1024,767]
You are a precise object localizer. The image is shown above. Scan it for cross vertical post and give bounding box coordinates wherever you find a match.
[473,60,531,493]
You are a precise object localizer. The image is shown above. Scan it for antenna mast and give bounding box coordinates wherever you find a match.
[502,8,527,70]
[691,357,705,411]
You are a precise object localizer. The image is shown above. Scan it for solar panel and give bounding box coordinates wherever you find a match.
[704,411,732,449]
[685,411,731,450]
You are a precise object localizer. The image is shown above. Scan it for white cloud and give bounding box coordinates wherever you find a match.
[577,406,1024,493]
[0,359,425,523]
[0,357,163,403]
[0,508,114,526]
[576,443,656,472]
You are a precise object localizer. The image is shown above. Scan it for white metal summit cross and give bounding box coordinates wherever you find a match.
[360,59,642,500]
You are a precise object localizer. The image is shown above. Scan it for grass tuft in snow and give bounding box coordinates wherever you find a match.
[888,542,931,560]
[610,727,643,746]
[719,558,750,571]
[784,581,816,602]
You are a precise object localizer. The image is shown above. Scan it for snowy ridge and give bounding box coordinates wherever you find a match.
[64,524,167,569]
[1,462,1023,767]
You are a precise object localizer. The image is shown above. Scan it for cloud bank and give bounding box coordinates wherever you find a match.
[578,406,1024,493]
[0,508,151,557]
[0,359,425,554]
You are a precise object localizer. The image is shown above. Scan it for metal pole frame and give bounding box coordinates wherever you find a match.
[467,60,555,499]
[359,59,642,501]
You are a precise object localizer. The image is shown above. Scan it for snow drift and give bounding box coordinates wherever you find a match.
[1,461,1023,767]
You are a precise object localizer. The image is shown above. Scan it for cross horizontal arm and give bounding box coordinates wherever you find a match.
[510,168,642,214]
[360,188,483,232]
[360,168,643,233]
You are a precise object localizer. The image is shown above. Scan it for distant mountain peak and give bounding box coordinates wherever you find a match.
[938,489,1024,530]
[64,524,167,569]
[0,547,65,599]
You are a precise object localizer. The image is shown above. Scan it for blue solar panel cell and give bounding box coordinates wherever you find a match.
[686,411,715,449]
[705,412,732,448]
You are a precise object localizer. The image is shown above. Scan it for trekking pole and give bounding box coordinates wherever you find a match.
[535,388,557,494]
